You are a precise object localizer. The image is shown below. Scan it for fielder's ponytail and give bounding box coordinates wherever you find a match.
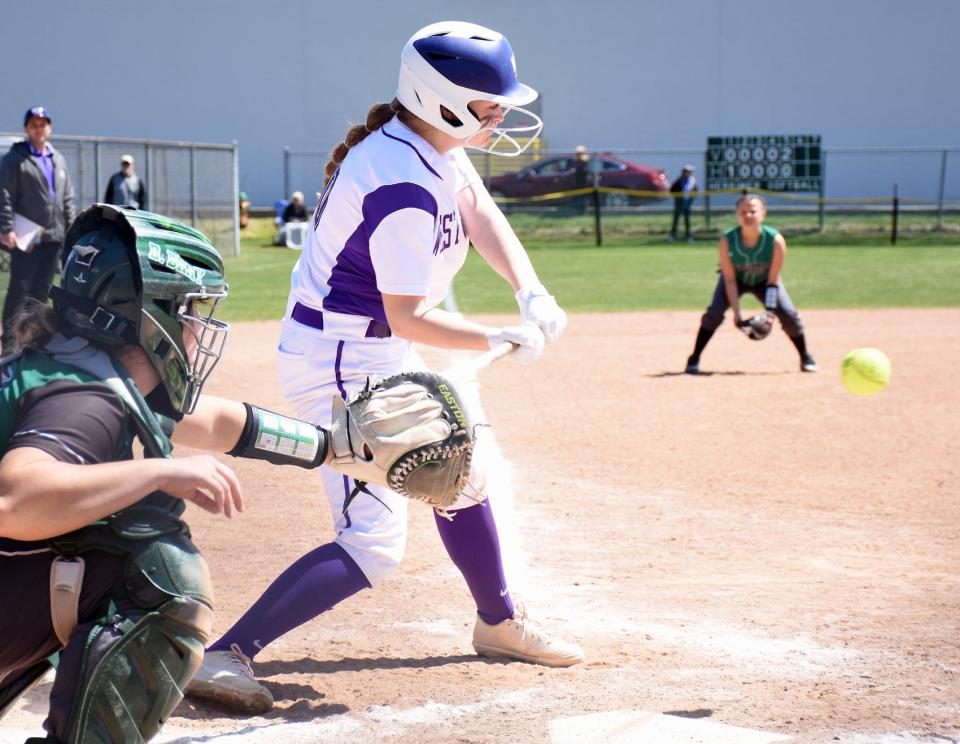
[324,99,404,184]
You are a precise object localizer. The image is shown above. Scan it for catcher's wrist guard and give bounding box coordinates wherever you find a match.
[228,403,328,468]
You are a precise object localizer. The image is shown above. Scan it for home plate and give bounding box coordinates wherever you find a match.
[550,710,793,744]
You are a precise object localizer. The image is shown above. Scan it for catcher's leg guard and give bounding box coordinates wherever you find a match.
[59,596,212,743]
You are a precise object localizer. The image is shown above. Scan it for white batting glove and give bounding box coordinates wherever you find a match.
[487,322,545,365]
[516,284,567,343]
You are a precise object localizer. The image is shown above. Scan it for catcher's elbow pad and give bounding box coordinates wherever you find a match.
[228,402,328,468]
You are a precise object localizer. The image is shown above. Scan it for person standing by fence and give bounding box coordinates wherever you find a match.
[668,164,697,242]
[0,106,76,354]
[103,153,146,210]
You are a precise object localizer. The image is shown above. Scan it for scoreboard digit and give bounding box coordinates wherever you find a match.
[706,135,821,192]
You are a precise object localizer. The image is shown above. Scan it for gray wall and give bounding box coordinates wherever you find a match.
[5,0,958,204]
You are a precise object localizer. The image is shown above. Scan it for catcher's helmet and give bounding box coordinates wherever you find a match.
[739,312,774,341]
[396,21,542,155]
[51,204,228,415]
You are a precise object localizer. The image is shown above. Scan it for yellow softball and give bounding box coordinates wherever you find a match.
[840,348,892,396]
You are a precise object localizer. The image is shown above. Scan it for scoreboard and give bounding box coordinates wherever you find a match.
[705,135,822,192]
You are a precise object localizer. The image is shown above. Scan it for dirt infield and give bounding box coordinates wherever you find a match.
[5,310,959,744]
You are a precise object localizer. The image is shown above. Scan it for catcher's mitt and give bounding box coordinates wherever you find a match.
[328,372,477,514]
[739,312,773,341]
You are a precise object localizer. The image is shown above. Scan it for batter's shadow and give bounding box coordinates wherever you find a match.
[256,653,484,678]
[172,697,349,723]
[172,655,512,724]
[650,370,792,378]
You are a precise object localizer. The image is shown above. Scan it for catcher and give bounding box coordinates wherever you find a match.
[684,193,819,374]
[0,205,467,743]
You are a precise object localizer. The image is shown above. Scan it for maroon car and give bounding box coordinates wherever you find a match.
[488,153,669,207]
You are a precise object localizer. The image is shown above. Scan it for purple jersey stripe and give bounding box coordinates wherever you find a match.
[324,183,438,322]
[380,128,443,180]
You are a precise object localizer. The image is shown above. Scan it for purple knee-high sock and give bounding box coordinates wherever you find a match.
[434,503,514,625]
[210,542,370,659]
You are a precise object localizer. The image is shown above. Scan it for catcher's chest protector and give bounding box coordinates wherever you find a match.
[4,343,214,743]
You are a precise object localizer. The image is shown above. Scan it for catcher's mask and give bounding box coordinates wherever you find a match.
[739,312,773,341]
[51,204,229,415]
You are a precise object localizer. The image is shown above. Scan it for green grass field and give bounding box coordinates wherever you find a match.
[216,217,960,321]
[5,216,953,322]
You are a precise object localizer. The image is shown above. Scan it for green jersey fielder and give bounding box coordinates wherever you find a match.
[684,194,818,374]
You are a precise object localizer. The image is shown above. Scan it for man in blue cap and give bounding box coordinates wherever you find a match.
[0,106,76,354]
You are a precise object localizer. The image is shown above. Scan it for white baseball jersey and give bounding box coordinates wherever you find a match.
[288,118,482,326]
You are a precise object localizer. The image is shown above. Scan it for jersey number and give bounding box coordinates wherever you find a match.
[313,168,340,230]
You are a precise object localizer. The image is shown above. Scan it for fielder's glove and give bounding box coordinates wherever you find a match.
[328,372,477,514]
[738,312,774,341]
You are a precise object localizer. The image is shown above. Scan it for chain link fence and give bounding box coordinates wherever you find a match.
[282,143,960,236]
[1,133,240,257]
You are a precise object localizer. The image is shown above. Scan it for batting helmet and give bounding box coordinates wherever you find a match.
[396,21,542,155]
[739,312,774,341]
[51,204,229,415]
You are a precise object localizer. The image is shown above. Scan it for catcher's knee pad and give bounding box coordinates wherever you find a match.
[65,596,212,743]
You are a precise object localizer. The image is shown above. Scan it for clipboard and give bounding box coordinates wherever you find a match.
[13,213,44,251]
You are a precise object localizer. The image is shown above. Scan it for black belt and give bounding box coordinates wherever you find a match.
[291,302,392,339]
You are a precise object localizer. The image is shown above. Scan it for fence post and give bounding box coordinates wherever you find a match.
[283,146,290,201]
[818,150,826,232]
[937,148,948,230]
[189,146,198,226]
[76,143,85,207]
[94,140,102,204]
[232,140,241,257]
[891,183,899,245]
[144,144,152,213]
[592,181,602,247]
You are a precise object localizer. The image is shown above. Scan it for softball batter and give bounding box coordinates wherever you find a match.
[187,21,583,714]
[685,193,819,374]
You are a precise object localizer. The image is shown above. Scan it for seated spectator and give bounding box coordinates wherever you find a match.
[275,191,308,246]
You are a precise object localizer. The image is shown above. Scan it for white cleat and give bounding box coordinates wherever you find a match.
[185,643,273,715]
[801,354,820,373]
[473,602,585,668]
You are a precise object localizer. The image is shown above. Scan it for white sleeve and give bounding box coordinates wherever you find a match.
[452,149,483,193]
[369,208,435,296]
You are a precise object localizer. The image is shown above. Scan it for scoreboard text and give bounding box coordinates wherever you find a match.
[705,135,821,192]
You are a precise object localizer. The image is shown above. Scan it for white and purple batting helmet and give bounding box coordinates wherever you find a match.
[397,21,543,156]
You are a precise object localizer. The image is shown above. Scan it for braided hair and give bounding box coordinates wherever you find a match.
[324,99,409,184]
